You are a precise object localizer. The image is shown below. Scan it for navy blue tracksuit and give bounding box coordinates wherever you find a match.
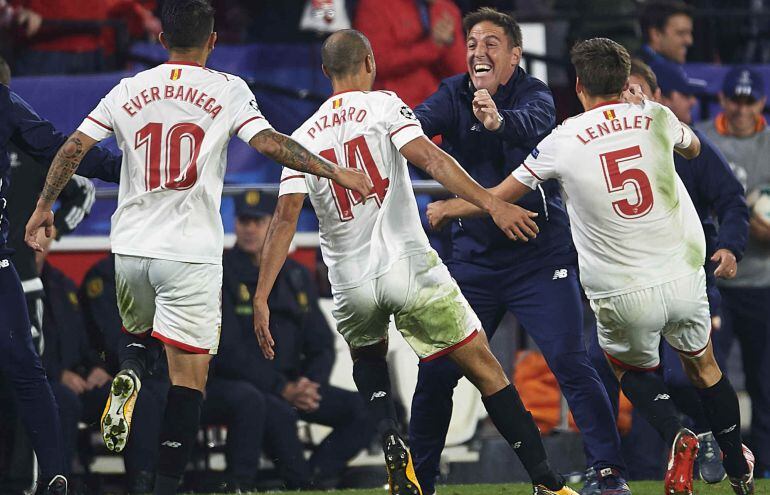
[0,84,120,479]
[409,69,624,491]
[586,130,749,477]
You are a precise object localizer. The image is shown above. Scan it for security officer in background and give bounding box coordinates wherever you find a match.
[218,192,373,489]
[36,244,111,481]
[79,256,170,494]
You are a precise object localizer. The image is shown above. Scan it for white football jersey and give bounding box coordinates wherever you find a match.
[78,62,272,264]
[513,100,705,299]
[279,90,430,290]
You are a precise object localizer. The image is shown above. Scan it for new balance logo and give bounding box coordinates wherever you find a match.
[552,269,568,280]
[370,391,387,401]
[0,259,9,269]
[161,441,181,448]
[126,343,146,349]
[719,424,737,435]
[512,441,522,449]
[654,394,670,401]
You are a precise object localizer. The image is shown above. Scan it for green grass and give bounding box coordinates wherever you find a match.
[203,480,768,495]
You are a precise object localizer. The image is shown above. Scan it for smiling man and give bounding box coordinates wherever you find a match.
[410,8,629,495]
[638,0,693,65]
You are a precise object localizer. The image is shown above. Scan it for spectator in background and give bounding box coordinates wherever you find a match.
[9,0,160,75]
[35,243,112,479]
[638,0,693,65]
[218,192,373,489]
[354,0,466,108]
[697,66,770,477]
[79,255,170,494]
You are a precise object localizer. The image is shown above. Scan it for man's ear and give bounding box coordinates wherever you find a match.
[365,54,375,74]
[510,46,522,66]
[159,32,168,49]
[208,32,217,51]
[575,76,584,96]
[321,63,330,79]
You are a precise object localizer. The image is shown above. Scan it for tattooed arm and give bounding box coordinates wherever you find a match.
[25,131,97,251]
[250,129,373,199]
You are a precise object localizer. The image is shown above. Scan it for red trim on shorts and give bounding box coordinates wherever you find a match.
[87,116,113,131]
[521,163,544,181]
[151,330,210,354]
[234,116,264,135]
[673,338,711,357]
[420,330,479,363]
[604,351,660,372]
[390,123,418,138]
[281,174,304,182]
[121,326,152,339]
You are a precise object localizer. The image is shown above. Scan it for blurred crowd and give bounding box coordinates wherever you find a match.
[1,1,770,77]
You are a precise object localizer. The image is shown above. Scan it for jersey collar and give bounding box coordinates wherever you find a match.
[164,61,203,67]
[589,99,623,111]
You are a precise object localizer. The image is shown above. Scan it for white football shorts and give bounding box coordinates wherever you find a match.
[332,250,481,360]
[591,268,711,370]
[115,254,222,355]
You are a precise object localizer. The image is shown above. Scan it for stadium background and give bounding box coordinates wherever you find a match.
[1,0,769,493]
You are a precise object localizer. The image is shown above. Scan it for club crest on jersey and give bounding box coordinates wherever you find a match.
[332,98,342,109]
[603,109,616,120]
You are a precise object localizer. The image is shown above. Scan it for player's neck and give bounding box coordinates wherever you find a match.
[582,94,622,112]
[167,49,209,68]
[331,76,372,95]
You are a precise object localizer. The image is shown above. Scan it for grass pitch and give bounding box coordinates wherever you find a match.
[203,480,769,495]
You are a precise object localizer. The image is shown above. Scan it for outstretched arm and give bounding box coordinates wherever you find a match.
[250,129,373,200]
[400,136,538,241]
[400,136,539,241]
[426,174,534,230]
[253,192,305,360]
[674,124,700,160]
[25,131,97,251]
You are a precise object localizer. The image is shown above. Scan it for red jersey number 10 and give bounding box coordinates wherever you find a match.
[600,145,654,219]
[320,135,390,221]
[135,122,204,191]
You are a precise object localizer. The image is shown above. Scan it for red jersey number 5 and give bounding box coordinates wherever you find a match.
[600,145,654,219]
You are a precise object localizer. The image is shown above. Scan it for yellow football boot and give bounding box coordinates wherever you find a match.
[384,433,422,495]
[100,369,141,452]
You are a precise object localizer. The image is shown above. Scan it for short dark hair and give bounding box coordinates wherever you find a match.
[639,1,693,42]
[0,56,10,86]
[463,7,522,48]
[161,0,215,50]
[629,58,659,93]
[321,29,372,79]
[571,38,631,96]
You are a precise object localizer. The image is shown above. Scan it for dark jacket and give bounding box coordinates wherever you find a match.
[41,262,105,381]
[0,84,121,254]
[216,246,334,396]
[675,129,749,312]
[78,254,122,374]
[415,68,577,272]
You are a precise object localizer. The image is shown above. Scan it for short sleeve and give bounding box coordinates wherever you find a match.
[384,94,425,150]
[77,84,120,141]
[662,105,692,149]
[512,132,560,189]
[278,166,308,196]
[229,78,273,143]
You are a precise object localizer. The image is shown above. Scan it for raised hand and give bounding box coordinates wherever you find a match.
[472,89,502,131]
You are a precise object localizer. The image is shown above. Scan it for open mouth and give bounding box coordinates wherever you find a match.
[473,63,492,75]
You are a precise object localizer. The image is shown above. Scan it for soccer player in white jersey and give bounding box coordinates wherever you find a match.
[427,38,755,495]
[253,30,579,495]
[23,2,374,493]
